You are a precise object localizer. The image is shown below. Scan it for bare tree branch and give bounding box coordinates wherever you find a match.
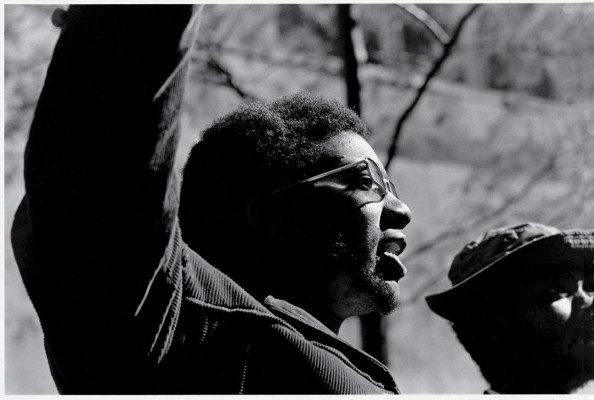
[399,149,558,307]
[394,4,451,46]
[206,55,258,101]
[384,4,482,170]
[208,5,256,45]
[189,43,587,119]
[405,151,557,265]
[297,4,335,44]
[192,43,343,78]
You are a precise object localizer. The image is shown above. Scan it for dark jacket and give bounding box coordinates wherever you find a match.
[11,5,399,394]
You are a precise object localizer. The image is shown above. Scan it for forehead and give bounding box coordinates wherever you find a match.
[320,131,383,166]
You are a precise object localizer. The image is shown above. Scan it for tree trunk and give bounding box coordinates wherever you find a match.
[337,4,362,115]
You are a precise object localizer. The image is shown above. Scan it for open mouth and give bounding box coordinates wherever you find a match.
[375,237,407,281]
[376,252,407,281]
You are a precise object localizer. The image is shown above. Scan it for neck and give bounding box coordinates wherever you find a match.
[278,290,345,335]
[305,307,344,335]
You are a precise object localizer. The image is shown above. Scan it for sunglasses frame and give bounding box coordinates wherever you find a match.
[271,157,398,199]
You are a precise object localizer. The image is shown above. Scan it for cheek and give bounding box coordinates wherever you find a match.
[516,299,571,336]
[550,297,573,322]
[333,210,382,266]
[359,206,382,255]
[362,202,383,228]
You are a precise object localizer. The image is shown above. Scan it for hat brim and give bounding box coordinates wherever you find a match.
[426,231,594,322]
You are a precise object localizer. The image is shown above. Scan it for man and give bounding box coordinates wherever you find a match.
[12,5,411,394]
[426,222,594,394]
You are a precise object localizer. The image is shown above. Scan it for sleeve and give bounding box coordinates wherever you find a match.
[11,5,195,384]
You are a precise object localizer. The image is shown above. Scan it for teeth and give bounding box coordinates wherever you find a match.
[384,242,402,255]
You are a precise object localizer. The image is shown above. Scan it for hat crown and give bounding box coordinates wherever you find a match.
[448,222,561,285]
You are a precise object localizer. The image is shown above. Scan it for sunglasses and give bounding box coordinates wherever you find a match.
[271,158,398,204]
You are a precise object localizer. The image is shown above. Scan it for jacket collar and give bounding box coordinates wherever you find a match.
[263,296,337,337]
[263,295,399,393]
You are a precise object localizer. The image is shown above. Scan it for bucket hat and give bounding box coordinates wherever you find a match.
[426,222,594,321]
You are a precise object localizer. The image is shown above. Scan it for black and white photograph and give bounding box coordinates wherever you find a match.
[5,3,594,394]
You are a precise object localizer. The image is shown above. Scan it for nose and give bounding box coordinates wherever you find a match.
[572,280,594,309]
[380,193,412,231]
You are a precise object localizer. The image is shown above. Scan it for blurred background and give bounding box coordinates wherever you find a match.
[5,3,594,394]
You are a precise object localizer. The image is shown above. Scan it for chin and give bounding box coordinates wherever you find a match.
[374,280,400,315]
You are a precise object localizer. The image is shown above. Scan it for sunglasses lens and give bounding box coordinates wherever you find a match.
[368,161,384,188]
[367,159,399,199]
[388,181,398,198]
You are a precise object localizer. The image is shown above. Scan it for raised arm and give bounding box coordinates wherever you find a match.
[19,4,192,296]
[12,6,194,391]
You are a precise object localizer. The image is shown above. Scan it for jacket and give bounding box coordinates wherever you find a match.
[11,5,400,394]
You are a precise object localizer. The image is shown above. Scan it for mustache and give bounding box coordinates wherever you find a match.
[368,225,382,251]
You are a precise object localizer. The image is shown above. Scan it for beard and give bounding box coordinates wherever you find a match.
[270,198,400,316]
[326,219,400,315]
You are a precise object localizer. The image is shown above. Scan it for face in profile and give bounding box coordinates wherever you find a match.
[269,131,412,321]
